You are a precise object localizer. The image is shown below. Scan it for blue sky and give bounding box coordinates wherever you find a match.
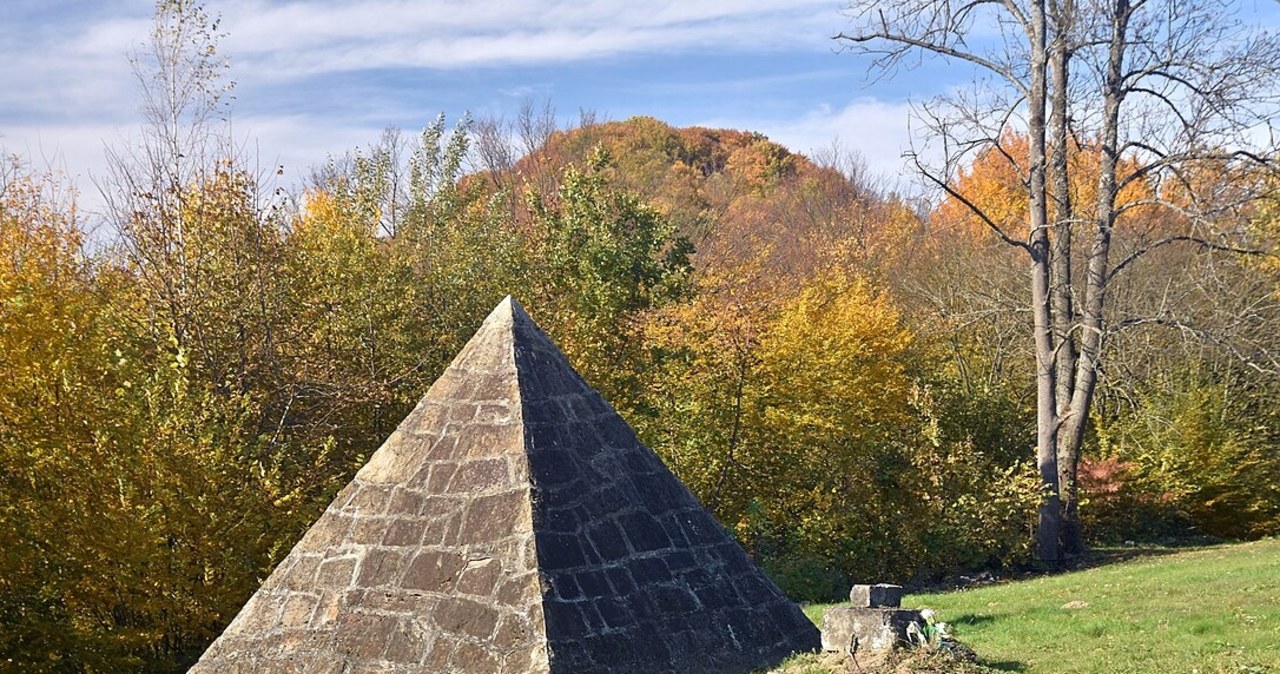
[1,0,957,212]
[6,0,1276,215]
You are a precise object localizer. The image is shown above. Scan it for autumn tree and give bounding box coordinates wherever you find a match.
[0,160,102,669]
[0,164,291,673]
[289,113,532,452]
[838,0,1280,562]
[64,3,317,668]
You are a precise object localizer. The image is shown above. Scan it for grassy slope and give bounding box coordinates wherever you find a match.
[798,538,1280,674]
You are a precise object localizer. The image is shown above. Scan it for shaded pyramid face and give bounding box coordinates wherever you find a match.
[192,297,819,674]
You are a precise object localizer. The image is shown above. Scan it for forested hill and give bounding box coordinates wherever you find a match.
[477,115,924,287]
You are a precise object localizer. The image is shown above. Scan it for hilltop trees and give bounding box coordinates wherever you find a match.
[838,0,1280,563]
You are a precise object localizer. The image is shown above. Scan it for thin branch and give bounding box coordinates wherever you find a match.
[834,28,1029,94]
[1108,315,1278,374]
[1107,234,1270,283]
[909,151,1031,251]
[1117,145,1274,191]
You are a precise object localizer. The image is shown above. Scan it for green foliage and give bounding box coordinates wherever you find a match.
[1093,374,1280,541]
[758,550,851,603]
[1075,455,1194,543]
[760,650,1003,674]
[907,383,1042,573]
[525,147,694,405]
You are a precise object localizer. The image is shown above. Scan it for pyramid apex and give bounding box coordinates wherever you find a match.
[485,294,532,325]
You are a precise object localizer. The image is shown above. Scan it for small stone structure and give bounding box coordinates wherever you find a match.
[821,584,921,655]
[190,297,819,673]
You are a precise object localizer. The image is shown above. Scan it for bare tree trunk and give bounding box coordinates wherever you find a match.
[1048,0,1086,559]
[1029,0,1063,567]
[1061,0,1130,546]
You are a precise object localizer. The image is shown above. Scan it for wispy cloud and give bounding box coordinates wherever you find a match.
[214,0,837,78]
[2,0,840,119]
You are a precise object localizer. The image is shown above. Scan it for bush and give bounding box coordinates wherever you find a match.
[760,552,851,603]
[1097,380,1280,541]
[1077,457,1195,543]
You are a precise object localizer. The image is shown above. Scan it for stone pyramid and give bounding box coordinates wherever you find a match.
[191,297,819,673]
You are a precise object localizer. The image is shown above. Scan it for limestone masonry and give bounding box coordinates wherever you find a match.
[190,296,819,673]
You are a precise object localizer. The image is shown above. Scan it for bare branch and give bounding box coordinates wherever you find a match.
[1108,316,1279,374]
[836,28,1030,93]
[1108,234,1270,283]
[909,150,1031,251]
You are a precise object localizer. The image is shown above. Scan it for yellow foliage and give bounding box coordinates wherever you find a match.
[639,262,944,579]
[636,259,771,504]
[1248,179,1280,295]
[2,164,318,671]
[758,270,914,444]
[0,167,87,429]
[744,271,920,557]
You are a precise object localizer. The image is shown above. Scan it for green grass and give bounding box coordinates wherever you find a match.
[802,538,1280,674]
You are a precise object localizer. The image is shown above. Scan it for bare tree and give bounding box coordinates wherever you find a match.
[103,0,235,220]
[100,0,240,356]
[473,115,517,188]
[838,0,1280,563]
[472,100,608,200]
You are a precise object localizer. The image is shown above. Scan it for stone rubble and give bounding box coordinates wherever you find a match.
[821,584,921,657]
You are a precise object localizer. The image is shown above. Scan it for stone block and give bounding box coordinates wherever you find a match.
[849,583,903,608]
[821,607,921,654]
[403,550,464,592]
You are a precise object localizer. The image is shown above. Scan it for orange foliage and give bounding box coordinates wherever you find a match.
[933,132,1157,241]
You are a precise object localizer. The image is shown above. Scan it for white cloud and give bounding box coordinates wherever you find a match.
[0,0,841,122]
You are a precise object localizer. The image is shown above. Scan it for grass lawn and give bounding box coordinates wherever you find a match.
[797,538,1280,674]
